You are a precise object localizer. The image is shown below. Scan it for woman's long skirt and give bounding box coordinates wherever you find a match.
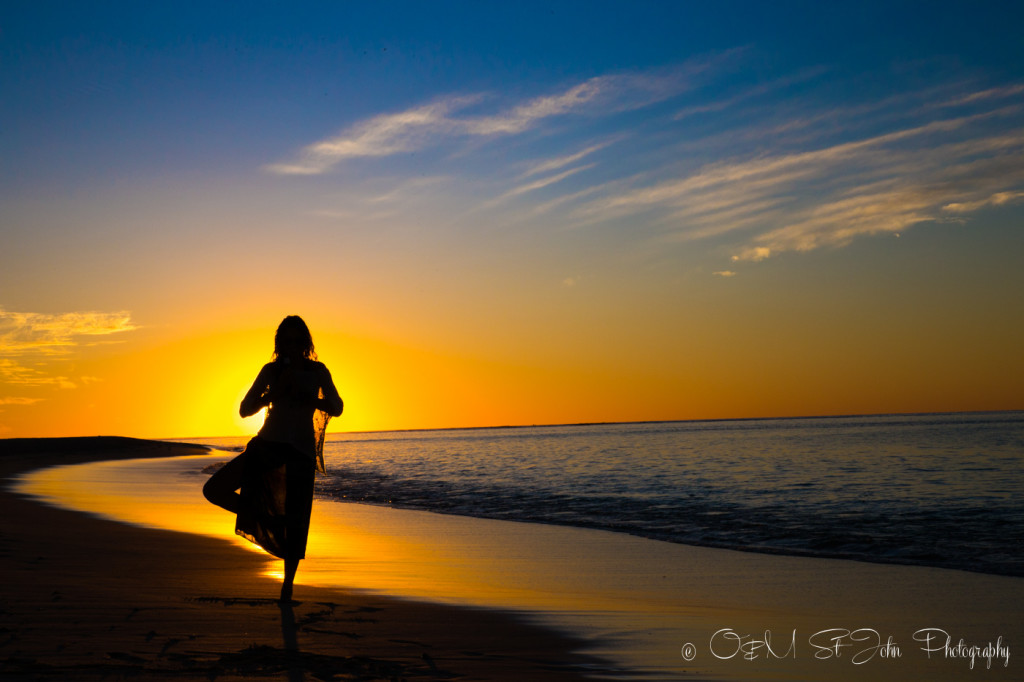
[234,437,315,561]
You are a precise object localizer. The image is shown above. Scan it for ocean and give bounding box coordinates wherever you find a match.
[15,411,1023,680]
[185,411,1024,577]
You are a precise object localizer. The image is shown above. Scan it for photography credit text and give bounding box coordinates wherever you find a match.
[679,628,1011,669]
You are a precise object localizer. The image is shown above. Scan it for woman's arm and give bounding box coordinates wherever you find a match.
[239,364,275,418]
[317,364,344,417]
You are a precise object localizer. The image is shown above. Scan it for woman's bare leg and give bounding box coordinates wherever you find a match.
[281,558,299,602]
[202,453,247,514]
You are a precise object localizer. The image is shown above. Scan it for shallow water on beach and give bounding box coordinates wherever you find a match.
[190,412,1024,576]
[15,447,1024,682]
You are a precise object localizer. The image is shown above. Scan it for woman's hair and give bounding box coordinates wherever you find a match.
[271,315,331,472]
[272,315,318,362]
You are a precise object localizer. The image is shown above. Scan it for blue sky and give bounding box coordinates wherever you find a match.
[2,2,1023,435]
[6,2,1021,239]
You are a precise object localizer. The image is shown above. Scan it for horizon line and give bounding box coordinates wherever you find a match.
[158,408,1023,442]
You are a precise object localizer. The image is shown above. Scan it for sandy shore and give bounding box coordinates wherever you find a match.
[4,437,1022,681]
[0,437,603,681]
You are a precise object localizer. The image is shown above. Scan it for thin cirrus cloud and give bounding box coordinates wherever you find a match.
[942,190,1024,214]
[0,309,137,355]
[0,396,43,406]
[672,66,829,121]
[0,309,137,391]
[264,57,733,176]
[265,96,482,175]
[266,52,1023,269]
[486,163,597,207]
[561,88,1024,264]
[517,141,612,179]
[0,359,77,389]
[729,126,1024,262]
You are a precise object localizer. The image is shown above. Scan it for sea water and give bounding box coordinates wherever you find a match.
[184,412,1024,577]
[16,411,1024,681]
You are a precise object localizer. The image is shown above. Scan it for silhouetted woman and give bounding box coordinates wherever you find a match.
[203,315,343,601]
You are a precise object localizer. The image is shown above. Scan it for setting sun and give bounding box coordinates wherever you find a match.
[1,2,1022,441]
[3,6,1022,682]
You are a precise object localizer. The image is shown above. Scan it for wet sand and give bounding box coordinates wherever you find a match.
[3,437,1022,681]
[0,437,605,681]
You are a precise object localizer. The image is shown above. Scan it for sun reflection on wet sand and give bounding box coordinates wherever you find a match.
[15,453,1024,682]
[17,453,666,612]
[17,453,279,578]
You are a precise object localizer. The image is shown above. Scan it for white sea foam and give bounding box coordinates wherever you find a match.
[182,412,1024,576]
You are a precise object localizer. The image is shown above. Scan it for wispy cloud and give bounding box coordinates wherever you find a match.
[730,128,1024,262]
[673,66,828,121]
[265,56,733,176]
[0,396,43,406]
[490,164,595,206]
[0,359,76,388]
[731,186,934,261]
[938,84,1024,109]
[0,309,136,394]
[941,190,1024,213]
[0,309,137,355]
[265,97,481,174]
[562,92,1024,262]
[518,142,612,179]
[271,53,1024,270]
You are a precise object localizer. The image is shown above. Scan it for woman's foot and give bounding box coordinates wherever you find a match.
[279,580,293,603]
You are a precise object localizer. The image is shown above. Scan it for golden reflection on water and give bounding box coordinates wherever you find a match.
[21,456,265,554]
[16,453,688,613]
[16,453,1024,682]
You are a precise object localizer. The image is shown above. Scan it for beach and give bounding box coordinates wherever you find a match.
[6,4,1024,680]
[0,438,601,681]
[3,436,1022,681]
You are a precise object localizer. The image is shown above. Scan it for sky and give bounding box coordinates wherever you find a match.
[2,1,1023,438]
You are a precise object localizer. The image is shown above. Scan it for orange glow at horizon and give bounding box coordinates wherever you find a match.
[2,283,1023,441]
[3,6,1024,444]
